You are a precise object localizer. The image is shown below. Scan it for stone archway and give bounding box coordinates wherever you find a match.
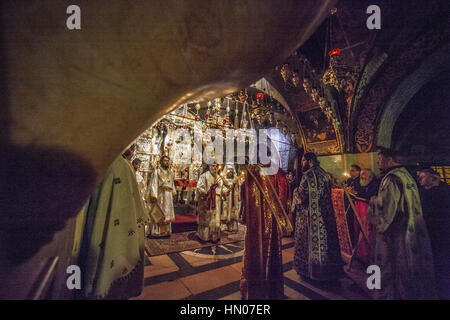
[0,0,337,299]
[376,43,450,149]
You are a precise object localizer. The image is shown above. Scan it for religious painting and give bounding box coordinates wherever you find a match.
[300,109,337,143]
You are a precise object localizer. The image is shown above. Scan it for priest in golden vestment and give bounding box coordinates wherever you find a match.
[221,167,241,232]
[147,156,176,237]
[239,163,293,300]
[195,162,223,242]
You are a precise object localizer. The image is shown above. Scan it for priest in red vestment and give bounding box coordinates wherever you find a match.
[239,164,292,300]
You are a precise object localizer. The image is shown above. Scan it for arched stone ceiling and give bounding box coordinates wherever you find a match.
[377,43,450,149]
[349,0,449,153]
[262,0,449,155]
[252,78,307,148]
[0,0,337,271]
[391,70,450,163]
[264,0,383,155]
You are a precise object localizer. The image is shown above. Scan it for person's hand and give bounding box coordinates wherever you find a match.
[346,186,355,195]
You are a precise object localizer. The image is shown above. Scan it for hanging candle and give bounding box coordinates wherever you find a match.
[318,97,326,109]
[206,101,211,120]
[291,72,300,87]
[328,48,341,57]
[280,63,291,83]
[182,103,188,120]
[195,103,201,120]
[311,88,319,102]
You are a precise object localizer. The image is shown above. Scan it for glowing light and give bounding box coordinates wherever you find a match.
[328,48,341,57]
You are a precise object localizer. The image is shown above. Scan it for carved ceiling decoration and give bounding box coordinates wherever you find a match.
[264,0,380,155]
[261,0,449,155]
[352,22,448,152]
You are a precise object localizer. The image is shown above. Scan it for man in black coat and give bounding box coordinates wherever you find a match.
[417,168,450,299]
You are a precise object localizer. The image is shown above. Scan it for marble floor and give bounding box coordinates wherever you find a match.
[133,237,372,300]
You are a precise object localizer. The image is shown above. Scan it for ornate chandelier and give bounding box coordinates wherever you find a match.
[322,50,341,91]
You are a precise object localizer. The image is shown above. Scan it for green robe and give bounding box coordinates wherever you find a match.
[370,166,436,300]
[79,156,150,299]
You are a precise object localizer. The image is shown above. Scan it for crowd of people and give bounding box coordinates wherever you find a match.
[78,143,449,300]
[282,148,449,300]
[132,157,242,242]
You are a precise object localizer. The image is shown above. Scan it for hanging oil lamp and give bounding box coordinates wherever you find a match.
[195,103,201,121]
[280,63,291,83]
[291,72,300,87]
[205,101,211,121]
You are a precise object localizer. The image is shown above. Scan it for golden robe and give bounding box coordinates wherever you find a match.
[221,177,241,232]
[147,167,176,237]
[195,170,222,242]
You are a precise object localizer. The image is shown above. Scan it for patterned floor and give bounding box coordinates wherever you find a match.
[146,228,245,256]
[132,237,372,300]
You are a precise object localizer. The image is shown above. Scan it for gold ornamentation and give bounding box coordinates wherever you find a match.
[252,183,260,207]
[280,64,291,83]
[322,57,340,91]
[291,72,300,87]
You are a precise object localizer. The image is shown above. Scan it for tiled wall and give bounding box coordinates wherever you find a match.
[318,152,379,183]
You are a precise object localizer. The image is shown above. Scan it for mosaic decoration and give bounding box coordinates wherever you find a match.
[353,29,445,152]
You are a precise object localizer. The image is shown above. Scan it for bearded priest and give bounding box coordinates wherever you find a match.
[221,166,241,233]
[147,156,176,237]
[195,162,223,242]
